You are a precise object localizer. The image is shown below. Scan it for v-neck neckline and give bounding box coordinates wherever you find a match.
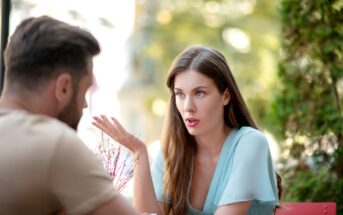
[187,128,238,213]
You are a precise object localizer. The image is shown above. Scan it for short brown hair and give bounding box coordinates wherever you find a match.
[4,16,100,90]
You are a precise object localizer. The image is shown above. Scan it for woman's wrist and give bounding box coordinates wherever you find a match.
[133,145,149,165]
[125,133,147,157]
[132,140,148,159]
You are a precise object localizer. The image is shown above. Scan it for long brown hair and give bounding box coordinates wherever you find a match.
[162,46,283,214]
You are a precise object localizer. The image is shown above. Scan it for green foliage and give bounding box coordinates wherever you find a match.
[283,167,343,213]
[276,0,343,207]
[133,0,280,130]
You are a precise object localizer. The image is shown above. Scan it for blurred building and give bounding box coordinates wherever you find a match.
[118,0,166,146]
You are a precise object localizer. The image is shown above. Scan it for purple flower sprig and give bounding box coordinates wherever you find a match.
[94,132,135,192]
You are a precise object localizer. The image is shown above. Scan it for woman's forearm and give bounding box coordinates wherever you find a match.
[132,143,163,215]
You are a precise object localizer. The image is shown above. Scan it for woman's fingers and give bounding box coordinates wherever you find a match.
[110,117,127,133]
[92,117,114,138]
[92,116,113,137]
[92,115,148,154]
[92,116,108,130]
[92,115,132,148]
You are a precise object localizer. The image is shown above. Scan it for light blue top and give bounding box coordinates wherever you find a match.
[151,126,279,215]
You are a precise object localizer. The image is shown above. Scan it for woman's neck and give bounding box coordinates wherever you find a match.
[195,126,232,158]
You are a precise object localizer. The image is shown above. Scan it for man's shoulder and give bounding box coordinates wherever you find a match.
[0,107,79,147]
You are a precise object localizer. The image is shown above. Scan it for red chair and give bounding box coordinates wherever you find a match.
[276,202,336,215]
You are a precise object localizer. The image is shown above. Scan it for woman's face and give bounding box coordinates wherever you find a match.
[174,70,229,137]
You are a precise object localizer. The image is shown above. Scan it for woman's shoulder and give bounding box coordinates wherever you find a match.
[235,126,269,150]
[237,126,267,141]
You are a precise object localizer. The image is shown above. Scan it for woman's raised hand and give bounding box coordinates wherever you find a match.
[93,115,161,214]
[92,115,144,153]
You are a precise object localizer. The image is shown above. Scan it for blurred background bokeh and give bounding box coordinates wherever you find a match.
[1,0,342,212]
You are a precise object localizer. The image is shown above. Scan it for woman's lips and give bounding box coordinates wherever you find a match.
[185,117,199,128]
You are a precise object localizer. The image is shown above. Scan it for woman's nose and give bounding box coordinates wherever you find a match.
[184,96,196,112]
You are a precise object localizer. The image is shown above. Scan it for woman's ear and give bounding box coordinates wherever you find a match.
[223,89,230,105]
[54,73,73,109]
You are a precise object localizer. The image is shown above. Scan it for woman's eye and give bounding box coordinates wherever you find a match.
[195,91,205,97]
[175,92,184,98]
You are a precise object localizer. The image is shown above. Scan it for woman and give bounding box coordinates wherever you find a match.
[93,45,281,215]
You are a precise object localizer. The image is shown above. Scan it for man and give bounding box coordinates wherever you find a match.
[0,16,139,215]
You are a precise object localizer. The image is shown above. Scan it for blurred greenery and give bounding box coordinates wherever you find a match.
[275,0,343,213]
[130,0,280,132]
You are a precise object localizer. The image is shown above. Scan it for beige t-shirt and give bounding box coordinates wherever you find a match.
[0,108,119,215]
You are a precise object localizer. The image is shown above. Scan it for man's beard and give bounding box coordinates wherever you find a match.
[57,95,82,130]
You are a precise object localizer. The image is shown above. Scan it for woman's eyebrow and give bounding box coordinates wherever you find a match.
[193,85,208,90]
[174,85,209,91]
[190,85,209,92]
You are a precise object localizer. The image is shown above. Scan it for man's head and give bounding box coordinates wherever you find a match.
[3,16,100,129]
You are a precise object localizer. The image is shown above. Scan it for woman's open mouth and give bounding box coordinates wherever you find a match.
[185,117,199,128]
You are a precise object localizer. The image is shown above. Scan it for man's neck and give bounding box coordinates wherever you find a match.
[0,90,56,117]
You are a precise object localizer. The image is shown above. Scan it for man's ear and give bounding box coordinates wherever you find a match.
[223,89,230,105]
[54,73,73,109]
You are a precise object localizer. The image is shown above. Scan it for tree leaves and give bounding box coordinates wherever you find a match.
[276,0,343,211]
